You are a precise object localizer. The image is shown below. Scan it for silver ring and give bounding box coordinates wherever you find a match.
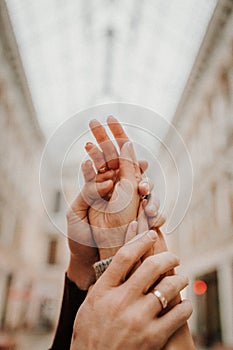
[153,289,168,309]
[141,194,149,200]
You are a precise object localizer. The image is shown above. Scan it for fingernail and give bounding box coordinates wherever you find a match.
[142,199,147,207]
[107,115,116,122]
[147,230,157,240]
[140,181,149,193]
[89,119,99,126]
[85,142,93,149]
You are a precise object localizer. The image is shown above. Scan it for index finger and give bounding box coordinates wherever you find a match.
[102,229,158,286]
[107,116,129,149]
[89,119,119,170]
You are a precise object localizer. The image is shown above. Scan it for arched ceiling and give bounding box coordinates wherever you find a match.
[6,0,217,138]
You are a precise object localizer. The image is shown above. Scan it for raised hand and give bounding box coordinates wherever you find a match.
[84,116,165,259]
[66,169,114,289]
[70,224,192,350]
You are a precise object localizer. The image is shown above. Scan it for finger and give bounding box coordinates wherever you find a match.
[89,119,119,170]
[124,221,142,276]
[138,160,148,174]
[122,141,141,182]
[70,180,113,215]
[137,201,149,234]
[137,201,154,261]
[144,275,189,316]
[149,300,193,345]
[138,178,154,197]
[107,116,142,179]
[125,252,180,297]
[148,214,166,229]
[143,195,160,217]
[82,160,96,183]
[102,230,158,286]
[119,142,138,184]
[96,169,116,182]
[85,142,106,172]
[125,221,138,243]
[107,115,129,149]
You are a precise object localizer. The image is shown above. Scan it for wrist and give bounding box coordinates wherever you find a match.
[67,256,96,290]
[99,246,120,260]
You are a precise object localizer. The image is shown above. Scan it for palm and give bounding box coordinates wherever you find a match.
[89,177,140,249]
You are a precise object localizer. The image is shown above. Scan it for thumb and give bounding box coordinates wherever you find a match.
[71,180,113,214]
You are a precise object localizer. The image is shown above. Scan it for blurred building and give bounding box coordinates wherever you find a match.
[0,2,68,335]
[0,0,232,349]
[163,1,233,348]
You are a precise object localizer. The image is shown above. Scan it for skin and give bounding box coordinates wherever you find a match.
[67,116,195,349]
[67,118,163,289]
[70,225,193,350]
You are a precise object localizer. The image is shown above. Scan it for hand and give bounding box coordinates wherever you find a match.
[67,116,135,287]
[66,169,114,289]
[67,159,161,289]
[67,117,165,287]
[70,224,192,350]
[85,117,164,259]
[130,199,195,349]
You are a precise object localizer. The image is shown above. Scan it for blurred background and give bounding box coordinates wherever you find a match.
[0,0,232,349]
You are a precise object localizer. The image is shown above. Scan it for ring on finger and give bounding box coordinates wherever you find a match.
[98,165,108,174]
[152,289,168,309]
[141,194,149,200]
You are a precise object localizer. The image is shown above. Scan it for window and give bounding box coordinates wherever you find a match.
[47,238,58,265]
[54,191,61,213]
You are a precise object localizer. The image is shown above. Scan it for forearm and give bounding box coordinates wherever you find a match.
[67,255,96,290]
[50,274,87,350]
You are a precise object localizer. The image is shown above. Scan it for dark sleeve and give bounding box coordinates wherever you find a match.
[50,274,88,350]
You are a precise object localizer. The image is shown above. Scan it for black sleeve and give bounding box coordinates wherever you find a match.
[50,274,88,350]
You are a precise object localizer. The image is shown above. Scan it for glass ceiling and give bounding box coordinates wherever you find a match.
[6,0,217,138]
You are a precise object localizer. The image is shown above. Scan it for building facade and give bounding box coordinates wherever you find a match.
[162,1,233,347]
[0,2,68,334]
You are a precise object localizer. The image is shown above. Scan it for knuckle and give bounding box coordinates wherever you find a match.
[144,255,159,270]
[117,248,132,265]
[129,313,142,331]
[185,300,193,317]
[180,274,189,286]
[163,251,180,266]
[164,276,177,294]
[179,300,193,320]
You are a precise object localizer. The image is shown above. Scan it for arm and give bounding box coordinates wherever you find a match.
[50,275,87,350]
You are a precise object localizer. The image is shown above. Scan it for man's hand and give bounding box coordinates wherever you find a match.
[70,224,192,350]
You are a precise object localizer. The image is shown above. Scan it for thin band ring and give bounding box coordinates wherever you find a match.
[98,165,108,174]
[153,289,168,309]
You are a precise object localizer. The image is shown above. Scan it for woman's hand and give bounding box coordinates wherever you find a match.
[70,224,192,350]
[66,170,114,290]
[85,117,165,259]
